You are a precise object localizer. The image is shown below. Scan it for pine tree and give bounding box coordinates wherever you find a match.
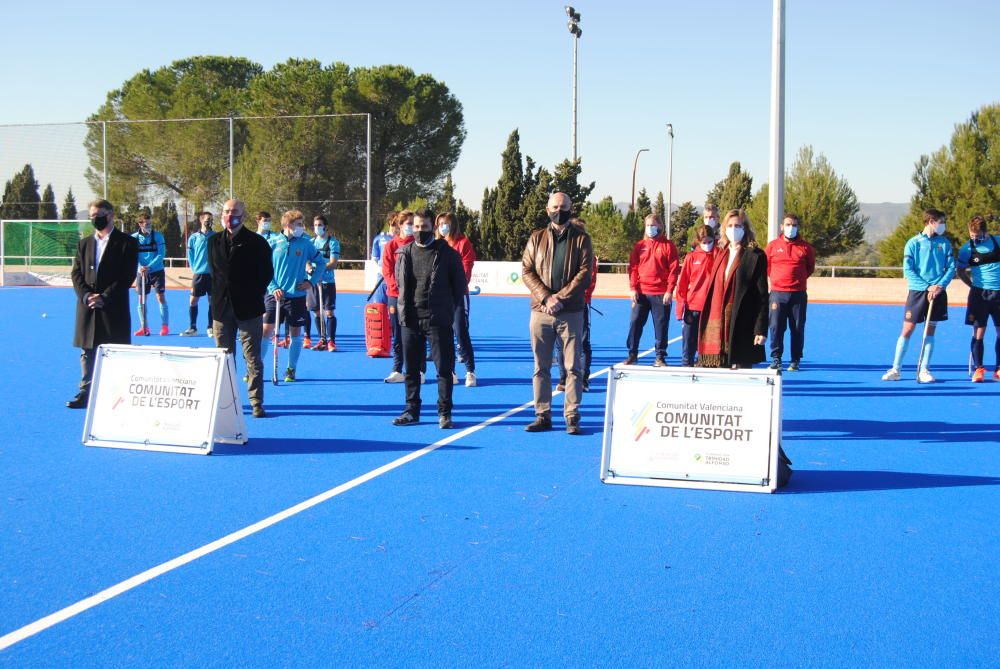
[706,161,753,213]
[61,187,78,220]
[636,188,652,221]
[669,201,699,254]
[0,164,41,220]
[433,174,457,215]
[38,184,58,220]
[550,159,595,214]
[152,200,183,259]
[517,166,553,253]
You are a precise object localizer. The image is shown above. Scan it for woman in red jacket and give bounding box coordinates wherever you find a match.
[436,212,477,387]
[624,214,680,366]
[675,224,720,366]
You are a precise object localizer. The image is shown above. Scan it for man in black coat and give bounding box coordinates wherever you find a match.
[68,199,139,408]
[392,208,467,428]
[208,199,274,418]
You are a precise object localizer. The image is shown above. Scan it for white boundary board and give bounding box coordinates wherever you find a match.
[82,345,247,455]
[601,365,783,493]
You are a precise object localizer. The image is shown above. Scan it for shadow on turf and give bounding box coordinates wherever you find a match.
[784,418,1000,443]
[213,437,480,456]
[786,469,1000,494]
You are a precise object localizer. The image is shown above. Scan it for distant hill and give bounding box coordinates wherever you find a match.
[860,202,909,242]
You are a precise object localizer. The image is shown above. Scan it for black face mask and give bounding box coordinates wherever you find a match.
[548,209,572,226]
[92,214,110,231]
[415,230,435,247]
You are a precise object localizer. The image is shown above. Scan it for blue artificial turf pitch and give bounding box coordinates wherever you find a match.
[0,287,998,667]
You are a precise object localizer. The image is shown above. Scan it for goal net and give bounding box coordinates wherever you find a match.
[1,219,91,286]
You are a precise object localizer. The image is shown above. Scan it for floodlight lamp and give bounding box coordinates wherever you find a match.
[565,5,575,16]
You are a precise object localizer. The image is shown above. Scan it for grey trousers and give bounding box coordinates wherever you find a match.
[529,309,583,420]
[213,304,264,408]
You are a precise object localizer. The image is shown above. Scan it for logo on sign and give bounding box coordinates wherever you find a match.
[631,402,653,441]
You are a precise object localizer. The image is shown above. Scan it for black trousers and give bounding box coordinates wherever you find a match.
[768,290,808,362]
[402,320,455,416]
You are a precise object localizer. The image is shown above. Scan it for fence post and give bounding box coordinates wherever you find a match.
[831,266,836,278]
[366,113,372,259]
[228,117,234,199]
[102,121,108,199]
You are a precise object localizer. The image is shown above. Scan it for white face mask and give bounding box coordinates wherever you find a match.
[259,220,271,232]
[646,226,659,238]
[726,226,745,244]
[707,217,719,229]
[291,226,304,238]
[401,224,413,238]
[784,226,798,239]
[700,240,715,252]
[314,226,325,236]
[934,222,946,236]
[438,224,451,237]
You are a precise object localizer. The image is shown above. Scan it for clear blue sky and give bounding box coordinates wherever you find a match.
[1,0,998,210]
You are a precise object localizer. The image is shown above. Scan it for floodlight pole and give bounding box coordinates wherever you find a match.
[767,0,786,243]
[666,123,674,237]
[566,6,582,162]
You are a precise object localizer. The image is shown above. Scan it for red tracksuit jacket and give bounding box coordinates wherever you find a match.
[765,236,816,291]
[674,245,720,318]
[628,236,679,295]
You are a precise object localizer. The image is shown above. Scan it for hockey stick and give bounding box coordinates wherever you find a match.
[272,295,282,386]
[366,276,385,302]
[915,295,934,382]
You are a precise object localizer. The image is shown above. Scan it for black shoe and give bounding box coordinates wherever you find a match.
[252,405,266,418]
[681,359,693,367]
[566,417,582,435]
[66,392,88,409]
[556,382,566,392]
[525,415,552,432]
[653,356,666,367]
[768,359,782,370]
[787,360,800,372]
[622,354,638,365]
[438,414,453,429]
[392,412,419,426]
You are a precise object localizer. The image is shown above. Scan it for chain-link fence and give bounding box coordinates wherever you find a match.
[0,113,372,271]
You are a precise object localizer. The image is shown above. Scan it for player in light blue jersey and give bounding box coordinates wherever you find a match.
[957,216,1000,382]
[882,208,956,382]
[260,210,323,382]
[369,212,396,305]
[306,214,341,351]
[181,211,215,336]
[256,211,279,247]
[131,211,169,336]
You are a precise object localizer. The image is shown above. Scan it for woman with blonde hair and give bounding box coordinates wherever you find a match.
[697,209,768,369]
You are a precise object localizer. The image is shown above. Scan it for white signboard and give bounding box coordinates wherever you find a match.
[601,366,783,493]
[82,345,248,455]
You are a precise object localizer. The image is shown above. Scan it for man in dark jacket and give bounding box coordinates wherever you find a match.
[208,199,274,418]
[68,199,140,408]
[392,208,467,428]
[521,192,593,435]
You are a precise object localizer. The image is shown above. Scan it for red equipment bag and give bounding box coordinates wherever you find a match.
[365,302,392,357]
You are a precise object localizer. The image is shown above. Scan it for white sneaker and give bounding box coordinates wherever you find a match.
[465,371,477,387]
[421,372,428,384]
[206,328,213,338]
[881,368,901,381]
[452,372,459,384]
[917,369,935,383]
[384,371,405,383]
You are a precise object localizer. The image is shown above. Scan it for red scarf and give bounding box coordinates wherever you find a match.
[698,247,742,367]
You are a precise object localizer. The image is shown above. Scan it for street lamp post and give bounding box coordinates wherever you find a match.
[631,148,650,212]
[666,123,674,237]
[566,6,582,162]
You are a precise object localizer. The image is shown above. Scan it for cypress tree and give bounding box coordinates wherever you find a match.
[38,184,58,220]
[61,187,79,220]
